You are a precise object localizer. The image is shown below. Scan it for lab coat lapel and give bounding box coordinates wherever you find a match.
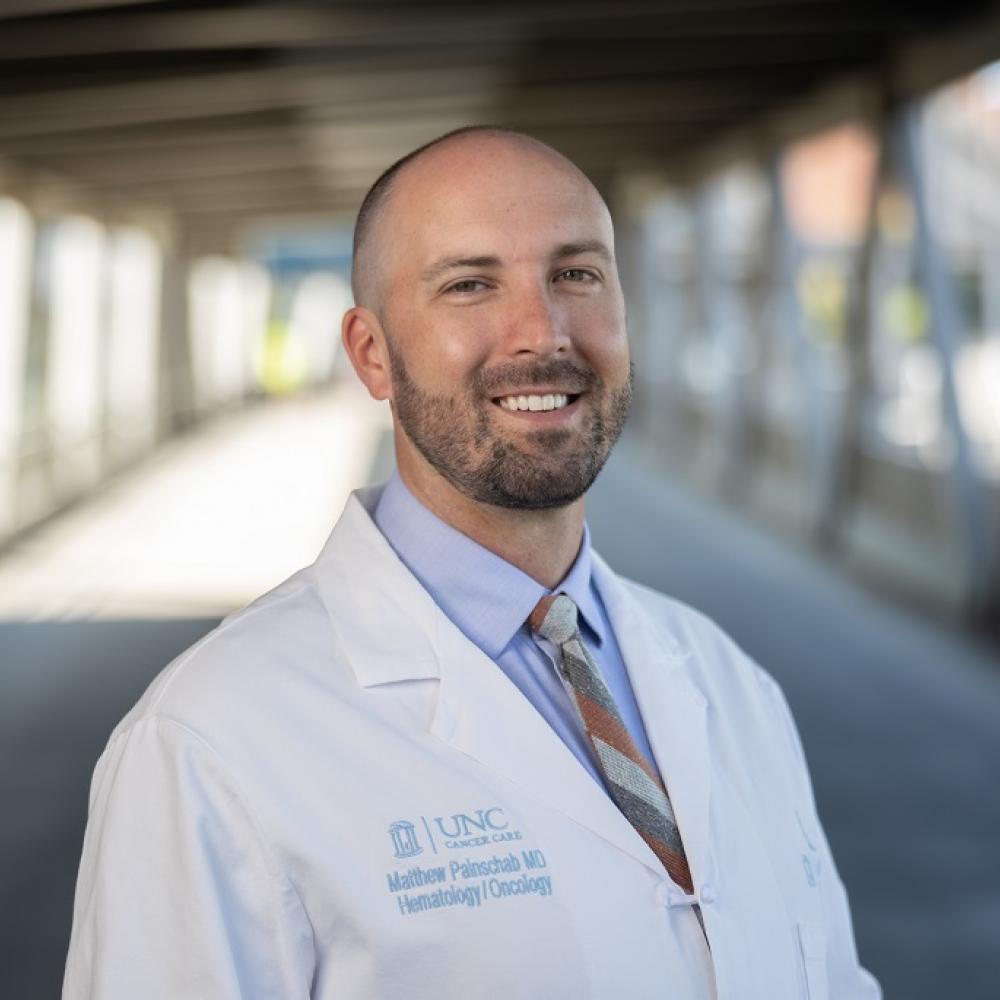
[314,488,443,686]
[315,490,665,877]
[593,555,712,887]
[429,619,667,879]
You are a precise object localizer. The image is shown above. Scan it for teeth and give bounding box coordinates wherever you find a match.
[498,393,570,412]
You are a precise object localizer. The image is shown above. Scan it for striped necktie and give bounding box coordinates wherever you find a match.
[529,592,694,894]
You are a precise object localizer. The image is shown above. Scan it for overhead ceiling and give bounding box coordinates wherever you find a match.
[0,0,996,243]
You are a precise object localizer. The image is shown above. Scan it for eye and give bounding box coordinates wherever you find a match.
[444,278,491,295]
[555,268,599,284]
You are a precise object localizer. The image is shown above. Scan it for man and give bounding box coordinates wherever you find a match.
[64,128,880,998]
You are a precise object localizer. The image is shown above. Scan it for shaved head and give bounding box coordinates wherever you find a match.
[350,126,604,312]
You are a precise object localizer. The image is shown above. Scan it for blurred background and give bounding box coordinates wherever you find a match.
[1,1,999,997]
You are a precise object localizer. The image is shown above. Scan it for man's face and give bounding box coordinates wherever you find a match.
[377,136,632,510]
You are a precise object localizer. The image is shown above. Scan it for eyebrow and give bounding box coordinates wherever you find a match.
[551,240,613,263]
[419,240,613,285]
[420,255,501,284]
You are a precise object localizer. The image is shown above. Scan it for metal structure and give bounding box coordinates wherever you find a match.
[1,0,999,624]
[0,0,993,248]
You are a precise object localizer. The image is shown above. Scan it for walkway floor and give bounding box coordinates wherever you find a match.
[589,441,1000,1000]
[1,386,998,998]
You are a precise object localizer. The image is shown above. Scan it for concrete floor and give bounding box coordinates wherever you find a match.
[1,393,998,998]
[589,443,1000,1000]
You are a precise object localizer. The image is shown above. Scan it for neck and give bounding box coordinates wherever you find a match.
[396,456,586,589]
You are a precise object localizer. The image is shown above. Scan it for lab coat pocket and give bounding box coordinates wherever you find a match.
[797,921,828,1000]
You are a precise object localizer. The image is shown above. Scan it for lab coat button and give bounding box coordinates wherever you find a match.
[700,882,717,904]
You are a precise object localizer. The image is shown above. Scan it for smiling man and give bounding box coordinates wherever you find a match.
[64,128,880,999]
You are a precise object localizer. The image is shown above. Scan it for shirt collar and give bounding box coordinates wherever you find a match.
[373,471,604,659]
[559,527,606,649]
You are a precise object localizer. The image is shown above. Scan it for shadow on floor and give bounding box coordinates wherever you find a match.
[1,619,219,999]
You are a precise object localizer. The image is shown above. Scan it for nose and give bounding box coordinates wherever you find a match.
[505,281,568,357]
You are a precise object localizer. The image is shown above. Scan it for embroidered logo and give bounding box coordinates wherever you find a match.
[388,820,422,859]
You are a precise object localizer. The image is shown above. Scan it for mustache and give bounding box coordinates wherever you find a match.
[473,359,599,396]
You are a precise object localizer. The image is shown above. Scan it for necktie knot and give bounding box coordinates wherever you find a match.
[529,593,579,645]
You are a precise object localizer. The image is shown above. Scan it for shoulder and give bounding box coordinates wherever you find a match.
[109,563,352,760]
[600,562,794,739]
[603,563,757,674]
[620,575,738,653]
[601,563,815,798]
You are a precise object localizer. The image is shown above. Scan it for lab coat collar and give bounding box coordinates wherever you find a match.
[372,471,604,657]
[314,485,444,687]
[314,488,711,884]
[373,471,545,660]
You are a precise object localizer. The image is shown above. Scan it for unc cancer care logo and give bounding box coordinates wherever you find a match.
[388,820,423,859]
[384,808,554,918]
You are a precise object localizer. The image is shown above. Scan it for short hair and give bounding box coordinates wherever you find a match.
[350,125,534,308]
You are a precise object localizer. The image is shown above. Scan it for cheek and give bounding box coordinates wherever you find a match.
[424,317,498,381]
[575,304,630,375]
[393,314,494,386]
[440,334,492,372]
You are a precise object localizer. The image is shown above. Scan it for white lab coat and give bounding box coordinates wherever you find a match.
[64,485,880,999]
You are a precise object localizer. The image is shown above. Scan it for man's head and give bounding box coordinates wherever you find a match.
[342,126,632,512]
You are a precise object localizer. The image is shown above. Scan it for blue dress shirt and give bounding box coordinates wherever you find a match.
[373,472,658,789]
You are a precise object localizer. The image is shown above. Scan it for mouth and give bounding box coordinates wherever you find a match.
[492,392,581,413]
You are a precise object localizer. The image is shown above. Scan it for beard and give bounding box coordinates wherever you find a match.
[387,346,633,511]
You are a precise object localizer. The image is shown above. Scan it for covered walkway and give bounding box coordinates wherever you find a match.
[3,2,1000,997]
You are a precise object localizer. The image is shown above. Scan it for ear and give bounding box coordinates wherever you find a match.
[341,306,393,401]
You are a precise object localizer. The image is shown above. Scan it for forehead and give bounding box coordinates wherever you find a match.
[383,137,612,262]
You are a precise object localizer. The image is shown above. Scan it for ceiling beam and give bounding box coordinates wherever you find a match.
[29,144,319,186]
[0,0,992,232]
[0,0,167,18]
[0,2,912,59]
[77,164,327,198]
[0,68,795,133]
[0,64,515,138]
[674,0,1000,183]
[0,118,304,159]
[0,65,321,137]
[0,39,853,100]
[175,189,361,218]
[892,2,1000,99]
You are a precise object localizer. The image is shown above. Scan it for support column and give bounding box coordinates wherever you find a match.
[157,224,197,437]
[767,156,823,522]
[694,182,753,497]
[817,117,888,546]
[0,196,33,540]
[898,104,998,619]
[46,214,106,498]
